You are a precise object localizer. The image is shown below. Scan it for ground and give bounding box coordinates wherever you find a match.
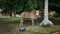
[0,17,60,34]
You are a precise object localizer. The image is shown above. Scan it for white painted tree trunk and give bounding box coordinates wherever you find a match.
[40,0,54,26]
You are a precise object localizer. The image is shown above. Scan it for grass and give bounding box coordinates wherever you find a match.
[0,17,60,34]
[0,17,20,23]
[0,17,20,34]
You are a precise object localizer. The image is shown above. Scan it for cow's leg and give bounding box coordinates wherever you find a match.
[31,19,34,26]
[20,19,24,26]
[19,19,25,31]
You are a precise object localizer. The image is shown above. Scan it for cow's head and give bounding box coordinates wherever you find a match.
[35,10,41,18]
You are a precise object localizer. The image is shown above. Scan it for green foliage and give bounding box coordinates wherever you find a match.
[49,0,60,8]
[49,0,60,15]
[0,0,44,14]
[0,0,60,15]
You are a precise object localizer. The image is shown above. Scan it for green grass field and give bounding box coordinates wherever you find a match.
[0,17,60,34]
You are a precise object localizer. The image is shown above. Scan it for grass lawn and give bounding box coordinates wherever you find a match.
[0,17,20,34]
[0,17,60,34]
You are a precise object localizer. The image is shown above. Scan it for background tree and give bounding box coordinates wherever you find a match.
[49,0,60,15]
[0,0,60,16]
[0,0,44,14]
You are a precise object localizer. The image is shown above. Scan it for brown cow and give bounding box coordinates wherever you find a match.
[20,10,41,26]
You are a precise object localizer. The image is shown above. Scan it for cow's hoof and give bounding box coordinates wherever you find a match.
[19,26,25,32]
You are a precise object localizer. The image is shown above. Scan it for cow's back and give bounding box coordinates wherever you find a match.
[20,12,30,19]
